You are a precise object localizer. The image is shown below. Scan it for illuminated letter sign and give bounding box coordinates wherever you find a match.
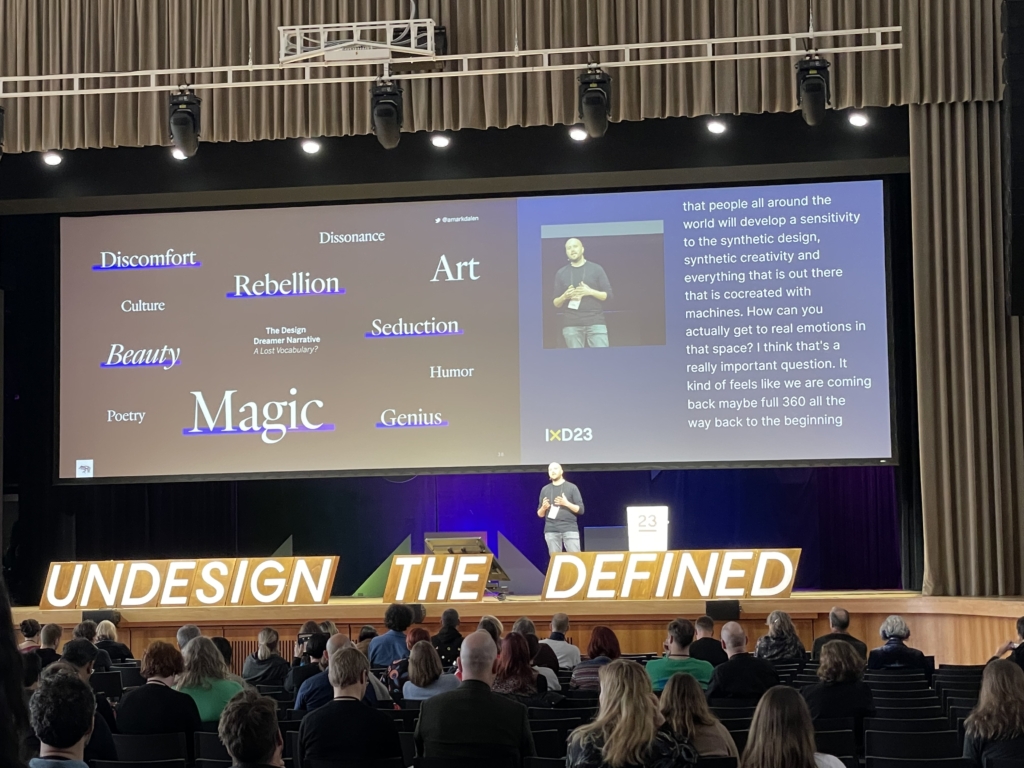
[383,554,494,603]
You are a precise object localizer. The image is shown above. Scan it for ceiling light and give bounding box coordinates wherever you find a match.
[578,69,612,138]
[848,112,869,128]
[171,148,187,161]
[168,91,202,158]
[707,119,726,134]
[796,56,831,127]
[430,135,450,148]
[42,152,62,166]
[301,140,321,154]
[569,126,588,142]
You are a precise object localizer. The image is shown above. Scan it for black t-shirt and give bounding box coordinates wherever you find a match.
[689,637,729,667]
[553,261,613,327]
[298,699,402,762]
[539,481,584,534]
[116,682,202,738]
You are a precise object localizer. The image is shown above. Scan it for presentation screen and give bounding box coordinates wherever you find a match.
[59,179,892,481]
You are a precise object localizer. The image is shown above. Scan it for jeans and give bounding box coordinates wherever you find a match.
[562,324,609,348]
[545,531,582,554]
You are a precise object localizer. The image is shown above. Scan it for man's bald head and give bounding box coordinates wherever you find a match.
[459,630,498,684]
[327,633,353,654]
[564,238,585,264]
[721,621,748,655]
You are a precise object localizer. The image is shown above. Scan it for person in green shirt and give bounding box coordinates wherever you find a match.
[176,636,245,722]
[645,618,714,692]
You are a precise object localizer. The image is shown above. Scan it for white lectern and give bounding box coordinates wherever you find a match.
[626,506,669,551]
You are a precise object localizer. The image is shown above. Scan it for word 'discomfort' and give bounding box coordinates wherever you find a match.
[40,557,339,609]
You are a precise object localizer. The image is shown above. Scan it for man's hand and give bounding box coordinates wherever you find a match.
[575,281,594,297]
[538,498,550,517]
[294,640,304,659]
[554,494,569,506]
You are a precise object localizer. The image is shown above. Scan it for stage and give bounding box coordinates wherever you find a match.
[13,591,1020,673]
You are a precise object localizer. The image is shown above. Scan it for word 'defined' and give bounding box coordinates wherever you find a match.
[40,557,339,609]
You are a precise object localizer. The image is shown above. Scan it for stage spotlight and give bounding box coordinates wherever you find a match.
[578,69,612,138]
[171,148,187,161]
[569,126,588,142]
[707,119,726,134]
[42,152,62,166]
[430,134,450,148]
[0,105,5,163]
[848,112,869,128]
[371,82,404,149]
[168,91,201,158]
[301,139,321,154]
[795,56,831,126]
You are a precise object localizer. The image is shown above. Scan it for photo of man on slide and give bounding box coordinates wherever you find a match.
[552,237,614,348]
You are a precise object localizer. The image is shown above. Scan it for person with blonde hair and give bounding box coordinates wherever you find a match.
[567,658,696,768]
[176,636,244,722]
[242,627,290,686]
[801,641,875,742]
[661,672,738,757]
[963,659,1024,767]
[403,640,459,701]
[740,686,843,768]
[754,611,806,663]
[95,619,133,663]
[318,620,339,636]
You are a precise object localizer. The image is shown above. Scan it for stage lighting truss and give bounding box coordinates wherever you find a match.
[0,24,900,101]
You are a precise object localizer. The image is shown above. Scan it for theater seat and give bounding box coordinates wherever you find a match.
[420,757,517,768]
[525,759,567,768]
[111,733,188,762]
[866,759,968,768]
[194,732,231,761]
[532,729,567,759]
[93,761,186,768]
[696,758,738,768]
[865,730,960,759]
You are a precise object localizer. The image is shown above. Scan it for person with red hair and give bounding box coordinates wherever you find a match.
[570,626,622,690]
[387,627,431,696]
[493,632,548,701]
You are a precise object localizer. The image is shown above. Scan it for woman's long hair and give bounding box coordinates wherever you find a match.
[766,610,797,639]
[178,636,230,690]
[740,686,817,768]
[965,660,1024,741]
[0,576,27,768]
[495,632,536,688]
[569,659,660,768]
[408,640,443,688]
[817,641,865,683]
[661,672,718,739]
[256,627,280,661]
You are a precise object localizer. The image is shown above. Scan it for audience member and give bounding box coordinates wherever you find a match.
[432,608,464,668]
[289,621,321,669]
[70,621,112,673]
[1,575,29,768]
[95,620,133,663]
[385,626,430,696]
[28,668,97,768]
[416,630,536,763]
[368,603,414,667]
[964,659,1024,768]
[511,617,536,636]
[61,639,117,736]
[478,616,504,653]
[742,686,845,768]
[23,650,42,690]
[36,624,62,668]
[992,617,1024,672]
[511,616,560,675]
[318,620,339,636]
[493,632,547,701]
[355,625,377,657]
[754,611,806,663]
[800,640,875,742]
[211,636,233,667]
[19,619,41,653]
[541,612,582,669]
[295,633,389,710]
[811,608,868,659]
[41,662,117,762]
[116,641,201,742]
[689,616,729,667]
[526,634,561,691]
[567,659,696,768]
[242,627,291,686]
[706,622,780,701]
[570,626,621,690]
[298,646,402,764]
[176,624,201,650]
[661,672,739,757]
[645,619,714,692]
[284,632,328,695]
[868,615,933,677]
[177,636,244,722]
[218,689,285,768]
[404,639,460,700]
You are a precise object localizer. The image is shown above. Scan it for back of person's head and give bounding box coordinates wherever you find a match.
[879,614,910,640]
[299,620,320,637]
[23,650,42,688]
[817,641,865,683]
[62,638,98,670]
[20,619,41,640]
[72,620,97,643]
[305,633,329,662]
[40,623,63,649]
[740,686,817,768]
[668,618,696,650]
[326,633,354,656]
[496,632,535,686]
[512,616,537,636]
[661,672,716,738]
[384,603,414,632]
[256,627,280,661]
[571,659,659,768]
[141,641,184,680]
[965,659,1024,740]
[721,621,747,651]
[409,603,428,624]
[480,614,505,635]
[30,667,95,750]
[177,624,201,649]
[319,620,339,636]
[406,627,430,649]
[766,611,796,639]
[552,612,570,633]
[1017,616,1024,640]
[460,630,499,682]
[180,635,228,689]
[441,608,460,628]
[218,689,280,765]
[478,617,502,650]
[588,626,621,660]
[695,616,715,636]
[409,640,444,688]
[96,619,118,643]
[829,607,851,631]
[328,646,369,688]
[358,625,377,642]
[211,636,233,666]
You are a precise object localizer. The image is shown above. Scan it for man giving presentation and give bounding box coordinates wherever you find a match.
[552,237,613,348]
[537,462,585,554]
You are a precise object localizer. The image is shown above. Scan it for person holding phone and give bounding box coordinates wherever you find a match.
[537,462,585,554]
